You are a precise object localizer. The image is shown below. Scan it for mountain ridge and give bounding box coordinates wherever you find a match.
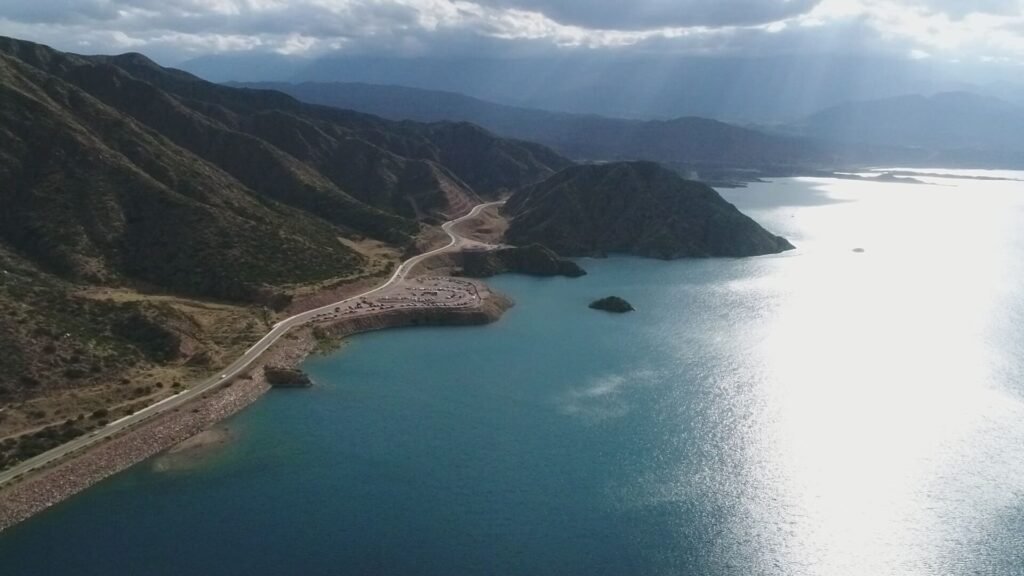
[187,54,979,122]
[234,81,830,177]
[238,81,1024,172]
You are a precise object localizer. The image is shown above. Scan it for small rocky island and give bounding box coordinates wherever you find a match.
[589,296,635,313]
[263,366,312,388]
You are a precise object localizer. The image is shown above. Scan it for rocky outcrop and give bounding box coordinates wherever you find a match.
[459,244,586,278]
[263,366,313,388]
[589,296,635,313]
[504,161,795,259]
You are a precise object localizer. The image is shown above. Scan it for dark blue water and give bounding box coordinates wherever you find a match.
[4,175,1024,575]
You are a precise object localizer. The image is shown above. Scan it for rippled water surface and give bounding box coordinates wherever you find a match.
[3,174,1024,575]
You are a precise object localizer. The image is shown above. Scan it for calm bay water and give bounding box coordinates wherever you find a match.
[3,174,1024,575]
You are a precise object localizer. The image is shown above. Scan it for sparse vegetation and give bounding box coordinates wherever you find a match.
[0,421,91,470]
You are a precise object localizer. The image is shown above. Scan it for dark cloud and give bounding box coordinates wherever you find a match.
[1,0,121,25]
[473,0,823,29]
[0,0,1021,67]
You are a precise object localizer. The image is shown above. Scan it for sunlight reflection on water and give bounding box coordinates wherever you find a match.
[702,174,1024,575]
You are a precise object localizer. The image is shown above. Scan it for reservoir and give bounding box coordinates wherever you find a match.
[3,173,1024,575]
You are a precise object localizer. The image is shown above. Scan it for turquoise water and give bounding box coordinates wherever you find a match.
[4,175,1024,575]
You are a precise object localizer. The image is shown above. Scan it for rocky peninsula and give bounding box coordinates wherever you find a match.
[503,161,795,259]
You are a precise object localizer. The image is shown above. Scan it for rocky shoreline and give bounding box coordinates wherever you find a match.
[459,244,586,278]
[0,287,512,533]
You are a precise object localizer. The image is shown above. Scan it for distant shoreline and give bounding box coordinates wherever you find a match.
[872,169,1024,182]
[706,168,1024,189]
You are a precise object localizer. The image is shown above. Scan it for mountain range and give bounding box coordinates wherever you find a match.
[237,81,1024,171]
[184,53,1006,123]
[236,81,830,179]
[0,35,567,416]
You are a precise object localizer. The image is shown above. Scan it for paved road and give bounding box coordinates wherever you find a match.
[0,201,504,487]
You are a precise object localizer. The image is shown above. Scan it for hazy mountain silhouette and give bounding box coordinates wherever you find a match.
[784,92,1024,153]
[184,54,977,123]
[235,81,831,176]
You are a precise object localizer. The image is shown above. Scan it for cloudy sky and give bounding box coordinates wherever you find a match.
[1,0,1023,66]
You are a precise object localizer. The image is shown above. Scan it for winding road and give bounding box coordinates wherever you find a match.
[0,201,504,488]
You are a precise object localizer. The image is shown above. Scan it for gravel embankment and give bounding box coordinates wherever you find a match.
[0,288,512,533]
[0,332,315,532]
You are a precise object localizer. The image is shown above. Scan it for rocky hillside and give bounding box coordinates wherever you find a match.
[0,37,568,301]
[0,35,569,428]
[504,162,794,258]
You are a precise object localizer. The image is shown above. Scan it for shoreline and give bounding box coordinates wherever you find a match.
[0,287,512,533]
[151,427,234,473]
